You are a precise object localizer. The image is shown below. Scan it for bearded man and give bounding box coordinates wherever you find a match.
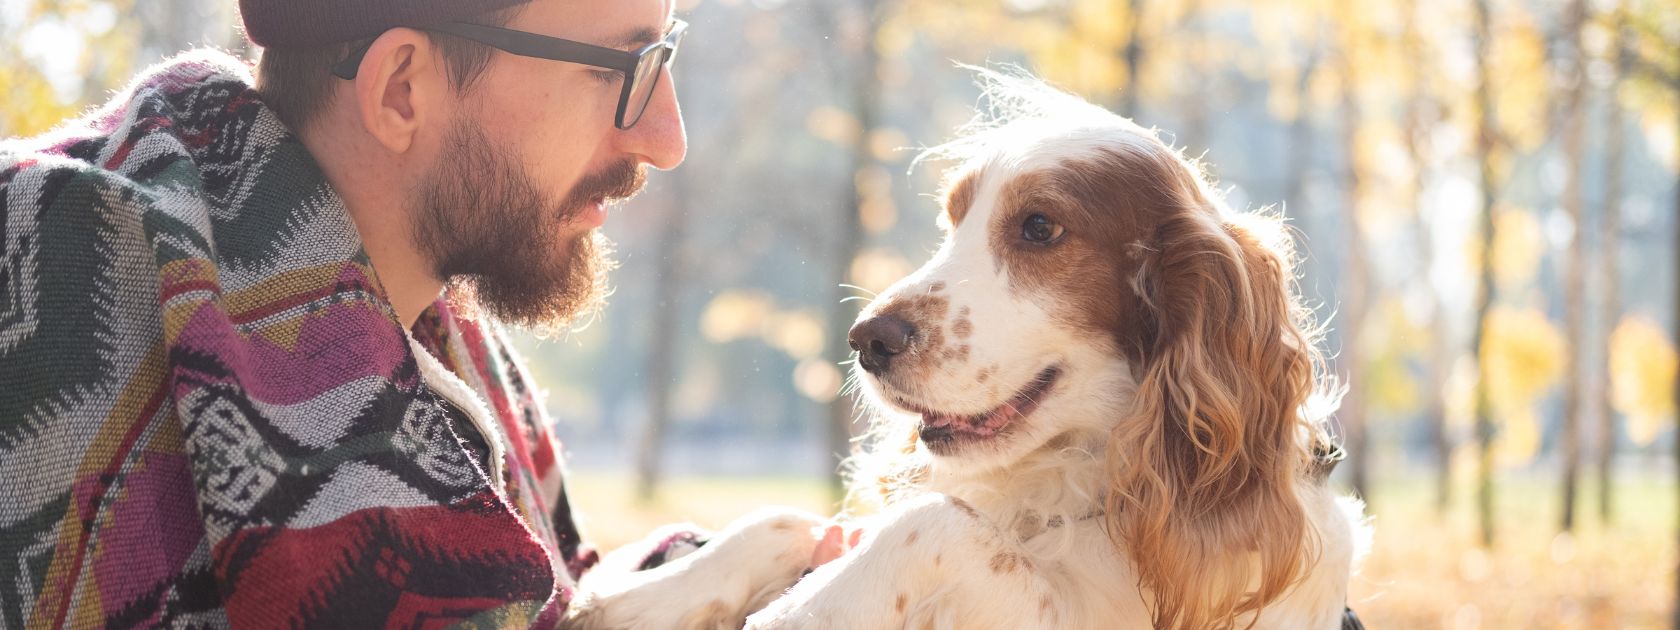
[0,1,838,627]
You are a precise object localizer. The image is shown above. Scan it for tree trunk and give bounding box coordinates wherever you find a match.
[1333,1,1370,503]
[1670,39,1679,630]
[1596,2,1629,525]
[1400,0,1453,513]
[1119,0,1146,119]
[1470,0,1499,548]
[1557,0,1588,533]
[823,0,885,501]
[634,174,693,502]
[1178,0,1209,152]
[1282,40,1321,219]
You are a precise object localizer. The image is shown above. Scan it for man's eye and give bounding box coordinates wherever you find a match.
[1021,214,1065,244]
[590,69,623,85]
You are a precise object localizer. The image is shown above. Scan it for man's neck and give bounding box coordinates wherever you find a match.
[298,121,443,330]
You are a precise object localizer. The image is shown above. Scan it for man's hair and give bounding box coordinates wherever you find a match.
[254,7,521,132]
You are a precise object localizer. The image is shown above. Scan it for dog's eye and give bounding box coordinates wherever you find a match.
[1021,214,1065,245]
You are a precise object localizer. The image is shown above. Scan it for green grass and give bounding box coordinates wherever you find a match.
[566,471,1676,628]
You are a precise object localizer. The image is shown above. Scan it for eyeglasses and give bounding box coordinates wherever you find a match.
[333,19,687,130]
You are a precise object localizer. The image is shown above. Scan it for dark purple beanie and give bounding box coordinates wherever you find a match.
[240,0,533,48]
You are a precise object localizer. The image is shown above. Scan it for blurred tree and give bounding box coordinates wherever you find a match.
[636,173,693,502]
[1120,0,1147,118]
[1595,0,1631,524]
[1397,0,1456,513]
[0,0,136,137]
[1331,0,1371,502]
[816,0,892,499]
[1470,0,1500,547]
[1557,0,1589,533]
[634,35,799,497]
[1605,1,1680,620]
[1174,0,1212,151]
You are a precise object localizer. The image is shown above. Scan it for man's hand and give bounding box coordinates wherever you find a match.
[807,523,866,570]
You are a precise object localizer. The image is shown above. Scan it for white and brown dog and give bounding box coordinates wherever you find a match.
[566,70,1368,630]
[746,70,1370,630]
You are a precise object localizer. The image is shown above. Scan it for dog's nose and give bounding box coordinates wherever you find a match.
[848,314,917,374]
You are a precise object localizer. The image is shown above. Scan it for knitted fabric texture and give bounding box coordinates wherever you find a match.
[0,50,589,628]
[239,0,532,48]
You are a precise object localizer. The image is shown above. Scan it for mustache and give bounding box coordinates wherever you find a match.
[562,160,647,217]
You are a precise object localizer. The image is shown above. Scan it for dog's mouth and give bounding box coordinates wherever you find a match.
[891,366,1062,455]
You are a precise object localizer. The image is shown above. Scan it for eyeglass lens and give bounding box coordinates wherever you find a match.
[622,45,677,129]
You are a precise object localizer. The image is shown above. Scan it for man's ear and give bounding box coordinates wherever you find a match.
[351,28,444,154]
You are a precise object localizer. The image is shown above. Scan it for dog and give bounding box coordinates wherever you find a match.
[564,69,1369,630]
[739,69,1371,630]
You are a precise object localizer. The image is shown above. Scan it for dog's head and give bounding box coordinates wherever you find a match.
[847,70,1335,628]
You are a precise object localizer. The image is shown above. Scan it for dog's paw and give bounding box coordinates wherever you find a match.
[704,507,832,574]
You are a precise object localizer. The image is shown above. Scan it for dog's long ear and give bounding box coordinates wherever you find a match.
[1105,180,1321,629]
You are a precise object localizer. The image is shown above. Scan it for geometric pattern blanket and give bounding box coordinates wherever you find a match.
[1,49,597,629]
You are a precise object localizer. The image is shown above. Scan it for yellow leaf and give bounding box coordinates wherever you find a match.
[699,290,775,343]
[1609,316,1678,446]
[1479,306,1566,463]
[1490,207,1544,290]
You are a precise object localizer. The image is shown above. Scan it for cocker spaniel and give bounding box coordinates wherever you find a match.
[747,69,1370,630]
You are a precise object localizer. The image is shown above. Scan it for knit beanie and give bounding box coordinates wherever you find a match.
[240,0,533,49]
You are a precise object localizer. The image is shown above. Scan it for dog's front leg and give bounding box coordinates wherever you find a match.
[563,507,831,630]
[745,494,1062,630]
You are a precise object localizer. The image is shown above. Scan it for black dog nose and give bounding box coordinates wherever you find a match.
[848,314,916,374]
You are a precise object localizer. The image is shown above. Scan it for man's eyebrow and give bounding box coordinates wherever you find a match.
[604,24,664,50]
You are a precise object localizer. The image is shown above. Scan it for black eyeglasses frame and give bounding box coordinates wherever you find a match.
[331,19,688,130]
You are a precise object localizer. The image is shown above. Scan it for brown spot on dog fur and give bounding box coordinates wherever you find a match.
[943,167,984,227]
[769,519,795,532]
[976,367,992,383]
[1039,594,1056,621]
[930,281,946,293]
[896,594,908,613]
[897,294,949,322]
[904,530,920,546]
[951,313,972,339]
[984,148,1183,349]
[989,551,1029,574]
[1040,432,1075,452]
[950,498,979,519]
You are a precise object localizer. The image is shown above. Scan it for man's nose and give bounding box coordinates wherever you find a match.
[848,314,917,375]
[617,70,686,170]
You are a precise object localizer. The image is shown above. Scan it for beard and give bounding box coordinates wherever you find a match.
[411,118,644,332]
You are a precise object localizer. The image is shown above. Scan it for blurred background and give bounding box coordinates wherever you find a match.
[5,0,1678,626]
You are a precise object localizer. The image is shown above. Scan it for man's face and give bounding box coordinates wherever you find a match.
[412,0,685,330]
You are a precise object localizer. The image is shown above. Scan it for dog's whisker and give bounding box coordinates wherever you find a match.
[837,283,878,298]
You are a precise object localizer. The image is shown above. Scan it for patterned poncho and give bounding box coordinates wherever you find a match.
[1,50,594,628]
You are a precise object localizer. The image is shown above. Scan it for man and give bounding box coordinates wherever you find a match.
[0,0,837,627]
